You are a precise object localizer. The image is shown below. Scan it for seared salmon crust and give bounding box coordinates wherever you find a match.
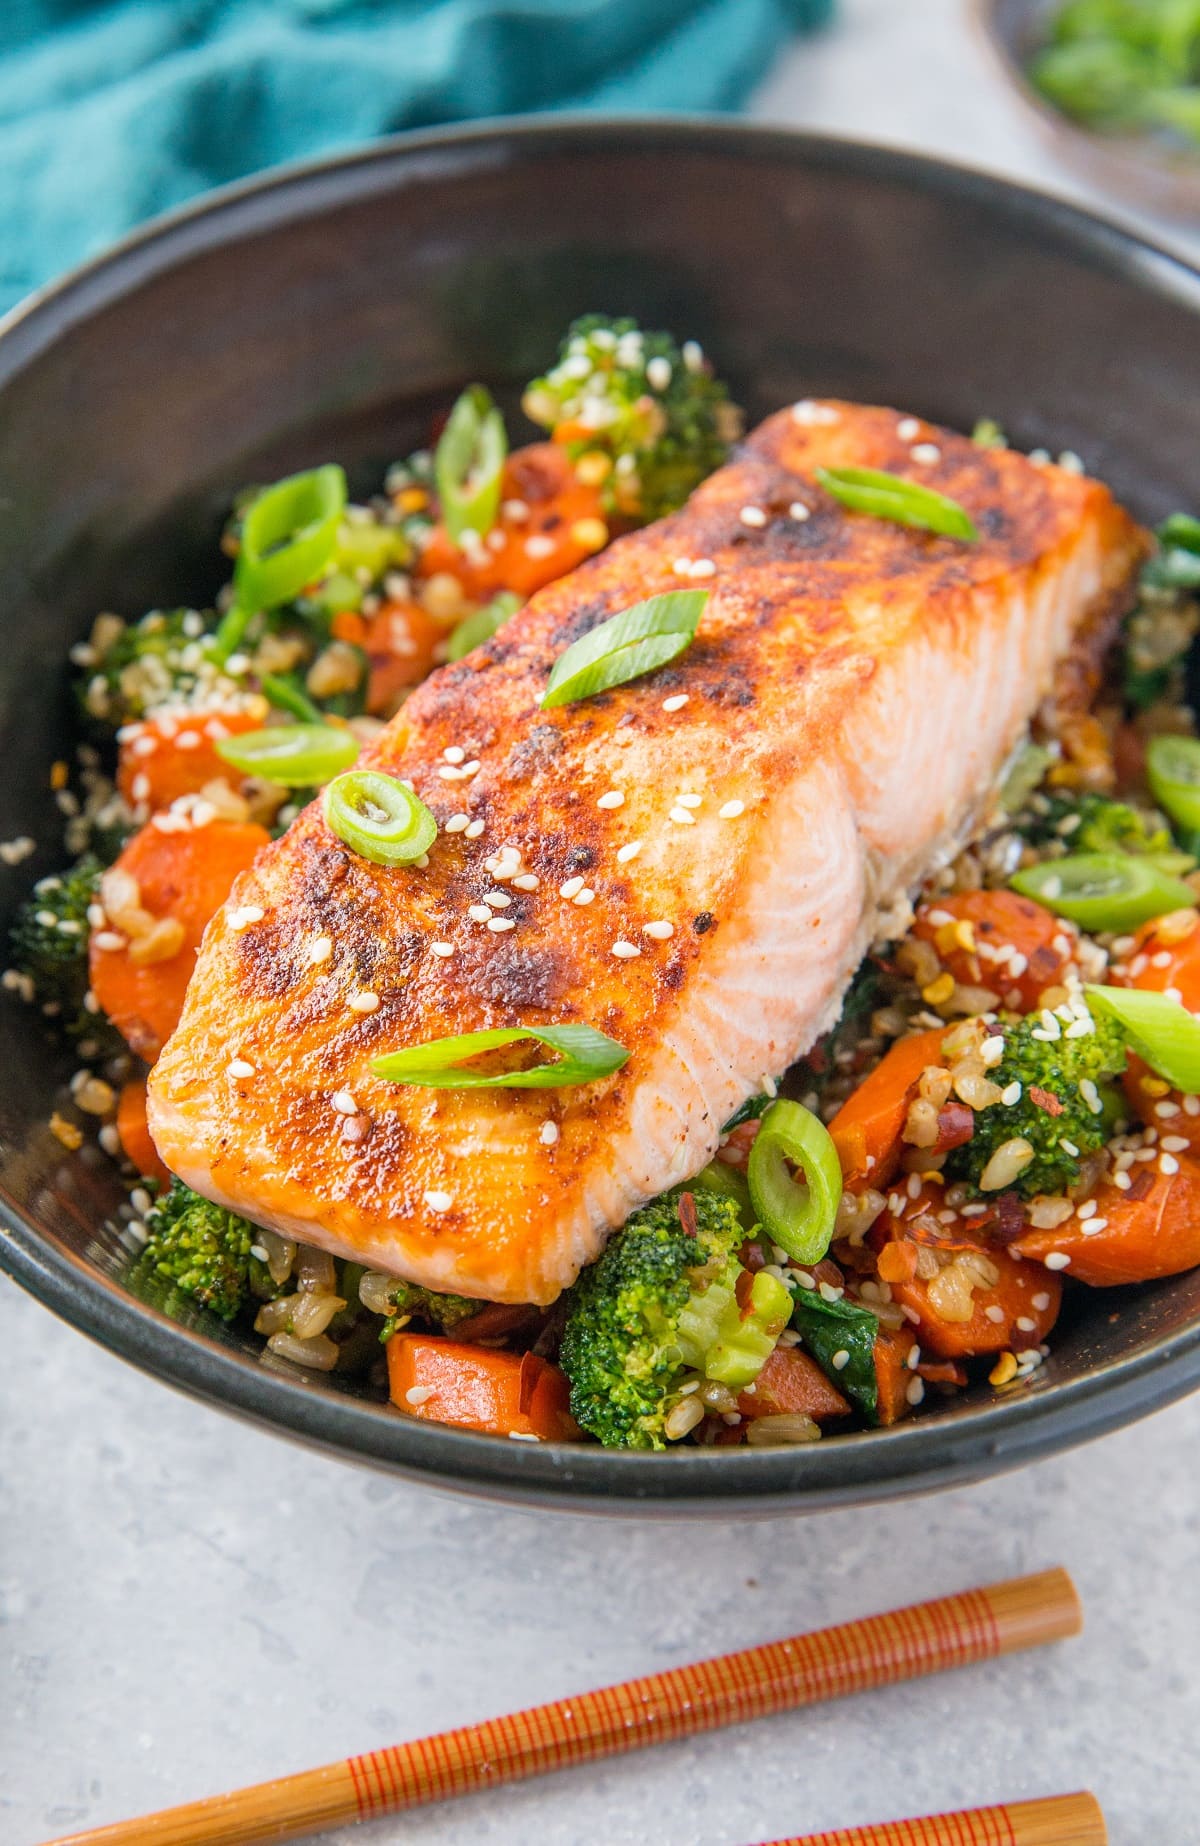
[148,402,1146,1303]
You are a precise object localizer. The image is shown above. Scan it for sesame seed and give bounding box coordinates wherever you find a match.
[792,399,839,426]
[1000,1080,1022,1106]
[676,793,702,809]
[560,876,584,899]
[818,1280,843,1303]
[985,1304,1006,1323]
[718,799,745,820]
[539,1122,559,1146]
[330,1090,358,1115]
[911,442,941,464]
[308,936,333,965]
[662,693,688,712]
[468,905,491,923]
[897,417,921,440]
[1160,1152,1181,1175]
[445,814,470,833]
[487,917,516,933]
[442,745,465,765]
[1156,1099,1182,1118]
[1161,1135,1189,1153]
[617,841,643,863]
[643,920,674,940]
[406,1385,435,1406]
[612,940,640,959]
[597,790,624,810]
[93,930,127,953]
[511,873,539,891]
[1044,1252,1071,1270]
[573,887,595,906]
[669,806,695,825]
[688,559,716,580]
[348,991,380,1014]
[1032,1291,1051,1310]
[831,1349,850,1371]
[739,505,768,528]
[906,1375,926,1406]
[228,1058,255,1079]
[672,557,694,577]
[228,904,265,930]
[484,891,511,908]
[682,340,704,372]
[423,1190,453,1213]
[788,501,810,521]
[1016,1316,1036,1333]
[430,942,454,958]
[646,355,672,391]
[1084,1217,1108,1234]
[525,534,555,559]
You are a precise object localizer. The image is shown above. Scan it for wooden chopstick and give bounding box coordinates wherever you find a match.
[43,1567,1080,1846]
[763,1791,1106,1844]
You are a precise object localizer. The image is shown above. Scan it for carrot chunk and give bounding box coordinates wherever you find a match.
[117,709,264,813]
[912,889,1074,1011]
[737,1345,851,1422]
[386,1333,579,1440]
[417,443,608,600]
[1015,1158,1200,1286]
[827,1026,947,1192]
[90,818,270,1061]
[116,1078,170,1186]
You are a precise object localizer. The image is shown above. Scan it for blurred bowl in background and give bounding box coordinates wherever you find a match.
[977,0,1200,220]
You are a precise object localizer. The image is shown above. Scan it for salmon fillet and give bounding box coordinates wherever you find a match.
[147,402,1145,1304]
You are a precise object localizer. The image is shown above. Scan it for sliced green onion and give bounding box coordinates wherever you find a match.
[1011,852,1197,931]
[260,674,324,725]
[1086,984,1200,1095]
[999,742,1054,814]
[1147,734,1200,834]
[216,723,358,788]
[540,589,707,710]
[816,466,978,542]
[435,385,507,546]
[324,769,436,866]
[971,417,1007,450]
[1157,512,1200,556]
[746,1099,843,1267]
[213,465,348,664]
[446,591,523,663]
[371,1023,628,1090]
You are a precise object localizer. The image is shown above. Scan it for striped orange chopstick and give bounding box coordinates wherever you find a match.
[43,1568,1080,1846]
[762,1791,1106,1845]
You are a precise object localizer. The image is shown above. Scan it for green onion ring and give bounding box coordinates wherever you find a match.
[1086,984,1200,1096]
[372,1023,628,1090]
[435,385,507,546]
[324,769,437,867]
[540,589,708,710]
[816,466,978,542]
[216,723,359,788]
[746,1098,843,1266]
[1011,852,1197,931]
[1147,734,1200,834]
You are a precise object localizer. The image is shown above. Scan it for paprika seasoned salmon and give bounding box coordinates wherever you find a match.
[146,401,1145,1304]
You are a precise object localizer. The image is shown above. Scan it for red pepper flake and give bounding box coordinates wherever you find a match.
[933,1100,974,1153]
[678,1191,698,1238]
[1125,1169,1155,1203]
[991,1189,1029,1245]
[1029,1086,1064,1117]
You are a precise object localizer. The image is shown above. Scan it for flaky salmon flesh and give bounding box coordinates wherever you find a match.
[147,401,1146,1304]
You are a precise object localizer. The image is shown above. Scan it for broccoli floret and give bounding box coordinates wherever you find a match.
[380,1280,482,1342]
[948,1009,1128,1199]
[522,316,742,524]
[559,1187,791,1450]
[139,1180,258,1322]
[1017,789,1174,858]
[75,607,242,730]
[8,857,102,1034]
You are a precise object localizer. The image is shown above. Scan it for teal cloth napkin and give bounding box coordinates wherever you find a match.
[0,0,832,312]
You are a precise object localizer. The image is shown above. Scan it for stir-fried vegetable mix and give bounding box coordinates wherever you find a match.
[10,322,1200,1450]
[1029,0,1200,152]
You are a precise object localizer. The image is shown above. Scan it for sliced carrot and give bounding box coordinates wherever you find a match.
[360,597,448,716]
[1111,912,1200,1139]
[1015,1158,1200,1286]
[115,1078,170,1186]
[870,1191,1062,1358]
[827,1026,948,1192]
[117,708,264,814]
[737,1345,850,1422]
[417,443,608,601]
[911,889,1075,1012]
[873,1325,920,1426]
[386,1333,579,1440]
[90,817,270,1061]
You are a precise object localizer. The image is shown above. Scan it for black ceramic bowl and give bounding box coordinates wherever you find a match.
[3,118,1200,1514]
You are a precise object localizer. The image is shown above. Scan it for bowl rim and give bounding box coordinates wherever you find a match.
[4,111,1200,1513]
